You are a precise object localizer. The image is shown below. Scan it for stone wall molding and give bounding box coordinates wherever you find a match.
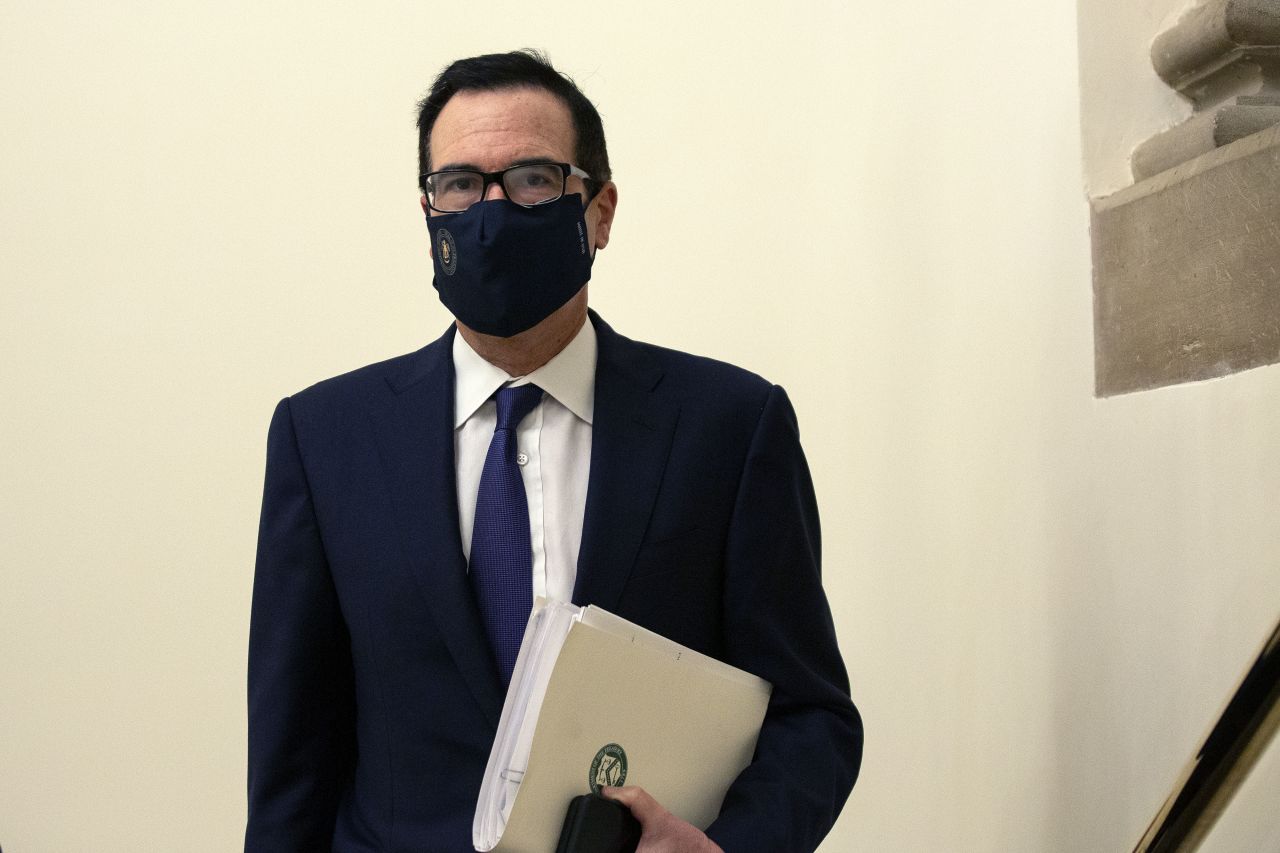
[1151,0,1280,92]
[1134,0,1280,181]
[1092,124,1280,396]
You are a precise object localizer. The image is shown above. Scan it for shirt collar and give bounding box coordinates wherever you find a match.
[452,319,597,428]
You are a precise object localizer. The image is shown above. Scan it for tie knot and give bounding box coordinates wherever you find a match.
[494,383,543,431]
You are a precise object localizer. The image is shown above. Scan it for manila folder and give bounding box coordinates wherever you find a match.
[492,615,771,852]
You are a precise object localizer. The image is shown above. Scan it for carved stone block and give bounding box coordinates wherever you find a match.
[1093,125,1280,396]
[1133,101,1280,180]
[1135,0,1280,180]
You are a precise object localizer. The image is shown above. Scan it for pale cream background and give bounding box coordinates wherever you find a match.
[2,1,1277,851]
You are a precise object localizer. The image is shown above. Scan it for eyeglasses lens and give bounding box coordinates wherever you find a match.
[427,164,567,212]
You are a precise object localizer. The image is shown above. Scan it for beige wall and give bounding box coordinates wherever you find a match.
[2,1,1277,851]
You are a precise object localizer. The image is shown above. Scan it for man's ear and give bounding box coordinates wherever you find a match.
[590,182,618,251]
[421,196,433,259]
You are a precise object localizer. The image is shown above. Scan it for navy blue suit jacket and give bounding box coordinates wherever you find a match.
[246,312,861,852]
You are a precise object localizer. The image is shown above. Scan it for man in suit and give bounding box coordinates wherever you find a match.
[246,50,861,852]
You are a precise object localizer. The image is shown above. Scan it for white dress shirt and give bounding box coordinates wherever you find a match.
[453,320,595,604]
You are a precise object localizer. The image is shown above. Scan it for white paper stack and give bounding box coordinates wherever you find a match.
[472,598,772,853]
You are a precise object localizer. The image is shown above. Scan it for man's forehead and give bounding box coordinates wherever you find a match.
[430,87,575,169]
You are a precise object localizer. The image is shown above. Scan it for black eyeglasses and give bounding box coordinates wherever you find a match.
[419,162,593,213]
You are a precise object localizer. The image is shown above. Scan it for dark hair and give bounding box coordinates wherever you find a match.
[416,50,610,199]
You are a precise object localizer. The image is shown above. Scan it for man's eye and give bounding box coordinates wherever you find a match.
[441,175,476,193]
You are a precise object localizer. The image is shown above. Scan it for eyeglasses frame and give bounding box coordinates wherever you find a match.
[418,162,596,213]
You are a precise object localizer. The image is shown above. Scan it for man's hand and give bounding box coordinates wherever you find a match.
[601,786,724,853]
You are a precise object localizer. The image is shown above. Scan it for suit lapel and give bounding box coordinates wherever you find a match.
[573,313,680,610]
[367,326,504,729]
[363,313,678,724]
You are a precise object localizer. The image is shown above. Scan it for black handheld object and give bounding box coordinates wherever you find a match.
[555,793,641,853]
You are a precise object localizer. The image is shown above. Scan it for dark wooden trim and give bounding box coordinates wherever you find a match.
[1134,619,1280,852]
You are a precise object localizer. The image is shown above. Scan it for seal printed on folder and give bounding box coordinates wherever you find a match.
[472,599,773,853]
[589,743,628,793]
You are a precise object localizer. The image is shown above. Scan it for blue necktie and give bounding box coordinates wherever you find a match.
[470,383,543,686]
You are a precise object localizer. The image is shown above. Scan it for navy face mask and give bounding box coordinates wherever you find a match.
[429,194,594,338]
